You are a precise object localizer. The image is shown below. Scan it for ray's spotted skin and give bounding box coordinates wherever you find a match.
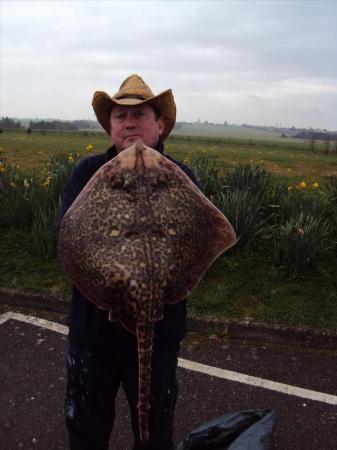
[58,141,236,441]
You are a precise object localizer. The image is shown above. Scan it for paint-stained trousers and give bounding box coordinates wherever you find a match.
[64,313,179,450]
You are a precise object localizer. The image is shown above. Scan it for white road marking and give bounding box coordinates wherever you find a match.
[0,311,68,335]
[0,311,14,324]
[178,358,337,406]
[1,311,337,406]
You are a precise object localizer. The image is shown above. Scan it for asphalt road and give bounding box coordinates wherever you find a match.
[1,306,337,449]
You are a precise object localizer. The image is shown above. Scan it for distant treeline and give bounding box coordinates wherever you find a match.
[29,120,78,130]
[1,116,336,140]
[293,130,337,141]
[0,117,100,131]
[0,117,22,129]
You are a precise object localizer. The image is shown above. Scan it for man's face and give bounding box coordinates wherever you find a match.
[110,104,165,153]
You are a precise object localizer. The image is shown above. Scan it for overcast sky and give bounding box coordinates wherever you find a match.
[1,0,337,130]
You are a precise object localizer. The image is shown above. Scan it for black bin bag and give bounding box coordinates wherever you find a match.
[176,409,277,450]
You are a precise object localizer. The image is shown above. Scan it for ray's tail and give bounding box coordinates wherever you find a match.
[136,322,155,442]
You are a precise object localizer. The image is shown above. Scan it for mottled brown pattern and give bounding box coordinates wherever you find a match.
[58,142,236,441]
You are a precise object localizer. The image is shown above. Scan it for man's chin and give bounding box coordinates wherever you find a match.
[124,137,143,148]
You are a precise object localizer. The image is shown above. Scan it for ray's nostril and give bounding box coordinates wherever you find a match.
[151,230,165,239]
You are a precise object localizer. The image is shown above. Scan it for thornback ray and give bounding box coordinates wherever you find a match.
[58,141,236,441]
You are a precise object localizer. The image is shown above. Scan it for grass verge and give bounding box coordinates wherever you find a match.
[1,227,336,331]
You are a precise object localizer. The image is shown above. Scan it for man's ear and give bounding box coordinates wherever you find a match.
[158,117,165,136]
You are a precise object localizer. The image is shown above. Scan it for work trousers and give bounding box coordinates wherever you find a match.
[64,315,180,450]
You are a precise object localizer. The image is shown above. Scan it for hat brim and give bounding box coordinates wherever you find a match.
[92,89,176,141]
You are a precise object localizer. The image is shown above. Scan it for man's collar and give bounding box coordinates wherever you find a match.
[107,140,164,160]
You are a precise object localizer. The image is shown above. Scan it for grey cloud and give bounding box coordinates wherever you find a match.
[2,1,337,129]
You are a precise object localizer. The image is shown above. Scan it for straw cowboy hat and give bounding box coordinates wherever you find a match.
[92,74,176,140]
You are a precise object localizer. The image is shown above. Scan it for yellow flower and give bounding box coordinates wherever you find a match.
[68,155,74,162]
[0,167,5,173]
[86,144,93,152]
[298,181,307,189]
[183,158,190,164]
[287,185,293,191]
[312,182,319,189]
[42,175,52,187]
[298,228,304,235]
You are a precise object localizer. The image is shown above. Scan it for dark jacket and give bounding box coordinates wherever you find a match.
[57,141,202,348]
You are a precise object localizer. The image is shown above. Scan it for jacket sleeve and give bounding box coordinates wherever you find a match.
[170,158,203,193]
[181,164,203,192]
[55,160,90,233]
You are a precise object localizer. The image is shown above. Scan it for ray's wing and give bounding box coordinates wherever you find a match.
[146,156,236,305]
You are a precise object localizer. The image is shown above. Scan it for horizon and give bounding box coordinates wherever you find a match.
[3,116,337,133]
[2,1,337,130]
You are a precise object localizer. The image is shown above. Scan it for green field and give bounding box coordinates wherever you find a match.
[172,124,304,143]
[1,130,337,331]
[1,130,336,185]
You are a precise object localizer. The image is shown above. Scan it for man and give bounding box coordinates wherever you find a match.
[58,74,202,450]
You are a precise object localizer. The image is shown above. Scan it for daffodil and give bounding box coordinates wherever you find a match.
[68,155,74,162]
[298,181,307,189]
[287,185,293,191]
[86,144,93,152]
[312,182,319,189]
[183,158,190,164]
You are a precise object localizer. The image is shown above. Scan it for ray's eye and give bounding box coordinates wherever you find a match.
[110,175,124,189]
[125,230,139,239]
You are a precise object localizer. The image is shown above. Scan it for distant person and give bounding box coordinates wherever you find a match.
[57,74,202,450]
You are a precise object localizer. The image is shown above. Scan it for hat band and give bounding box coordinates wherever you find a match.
[115,94,148,101]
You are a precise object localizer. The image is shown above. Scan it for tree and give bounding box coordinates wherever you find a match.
[324,137,330,154]
[0,117,22,129]
[310,133,315,152]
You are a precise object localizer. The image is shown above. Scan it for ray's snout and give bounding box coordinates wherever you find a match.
[115,142,164,173]
[110,142,170,191]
